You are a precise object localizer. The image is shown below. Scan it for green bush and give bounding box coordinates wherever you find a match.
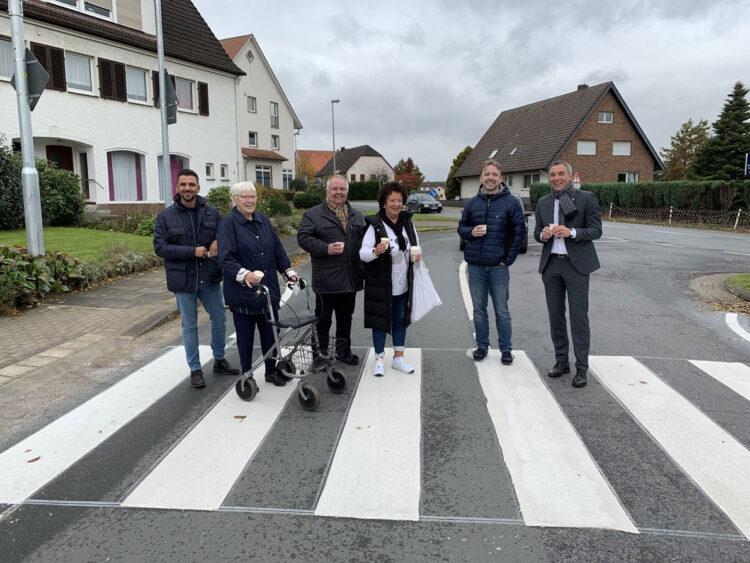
[0,140,24,230]
[206,185,232,215]
[349,181,380,200]
[289,178,307,192]
[134,215,157,236]
[260,197,292,217]
[293,189,325,209]
[79,212,158,235]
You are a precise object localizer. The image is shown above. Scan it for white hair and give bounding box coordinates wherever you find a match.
[325,174,349,191]
[230,181,257,197]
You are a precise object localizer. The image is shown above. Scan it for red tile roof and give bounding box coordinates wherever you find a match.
[297,150,334,175]
[241,148,288,161]
[220,35,251,60]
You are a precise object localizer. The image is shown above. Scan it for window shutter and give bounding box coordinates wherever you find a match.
[31,42,66,91]
[113,61,126,101]
[152,70,159,107]
[198,82,209,116]
[99,59,114,99]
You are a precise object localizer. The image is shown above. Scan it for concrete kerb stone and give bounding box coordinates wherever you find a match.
[724,279,750,302]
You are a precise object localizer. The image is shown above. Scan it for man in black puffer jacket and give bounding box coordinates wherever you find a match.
[458,159,525,366]
[154,169,239,389]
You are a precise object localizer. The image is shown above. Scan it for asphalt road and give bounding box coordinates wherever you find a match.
[1,221,749,562]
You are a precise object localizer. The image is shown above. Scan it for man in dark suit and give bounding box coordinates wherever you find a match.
[533,161,602,388]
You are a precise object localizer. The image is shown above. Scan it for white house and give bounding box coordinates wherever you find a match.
[220,34,302,190]
[316,145,395,183]
[0,0,243,211]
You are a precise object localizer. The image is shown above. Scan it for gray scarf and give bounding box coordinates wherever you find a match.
[552,183,578,222]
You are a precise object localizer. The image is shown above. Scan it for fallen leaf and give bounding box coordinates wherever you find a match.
[27,456,41,463]
[234,415,246,422]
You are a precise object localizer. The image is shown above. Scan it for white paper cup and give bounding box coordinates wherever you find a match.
[253,270,264,282]
[410,245,422,261]
[381,237,390,247]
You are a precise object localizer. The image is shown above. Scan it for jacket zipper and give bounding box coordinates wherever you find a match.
[478,196,489,260]
[188,207,200,291]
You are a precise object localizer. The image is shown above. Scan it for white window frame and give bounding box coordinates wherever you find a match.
[65,51,93,93]
[271,134,280,150]
[247,95,257,113]
[205,163,215,180]
[174,77,194,111]
[220,164,229,181]
[256,165,271,187]
[0,37,13,80]
[489,149,498,158]
[270,101,279,129]
[282,168,293,189]
[577,140,597,156]
[125,65,148,103]
[597,111,614,123]
[612,141,632,156]
[248,131,257,147]
[49,0,115,22]
[618,172,639,183]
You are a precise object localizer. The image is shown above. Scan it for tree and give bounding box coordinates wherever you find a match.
[690,81,750,180]
[394,157,425,191]
[659,119,709,181]
[446,146,473,199]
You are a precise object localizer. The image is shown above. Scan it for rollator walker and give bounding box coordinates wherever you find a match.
[234,278,346,411]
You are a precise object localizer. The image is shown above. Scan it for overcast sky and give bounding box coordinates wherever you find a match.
[194,0,749,180]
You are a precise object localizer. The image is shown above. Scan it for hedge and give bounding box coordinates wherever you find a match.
[293,189,326,209]
[530,180,750,210]
[348,181,380,200]
[206,185,293,216]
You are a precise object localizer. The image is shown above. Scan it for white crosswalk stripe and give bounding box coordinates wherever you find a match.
[690,360,750,402]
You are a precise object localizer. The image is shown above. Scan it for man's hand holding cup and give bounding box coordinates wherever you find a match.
[471,224,487,237]
[328,241,345,255]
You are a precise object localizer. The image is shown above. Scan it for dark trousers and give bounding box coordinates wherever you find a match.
[541,255,591,371]
[232,309,277,376]
[315,291,357,357]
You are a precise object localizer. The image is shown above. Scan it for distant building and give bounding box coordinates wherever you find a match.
[455,82,664,200]
[296,149,333,183]
[420,181,446,200]
[316,145,395,183]
[220,34,302,190]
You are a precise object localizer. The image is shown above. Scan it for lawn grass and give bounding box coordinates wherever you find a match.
[728,273,750,292]
[0,227,154,264]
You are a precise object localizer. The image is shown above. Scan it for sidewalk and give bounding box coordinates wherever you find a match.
[0,236,304,388]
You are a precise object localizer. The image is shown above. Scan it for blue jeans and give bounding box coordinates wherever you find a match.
[372,292,408,356]
[174,283,227,371]
[468,264,512,352]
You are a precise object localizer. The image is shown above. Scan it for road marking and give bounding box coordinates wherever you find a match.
[690,360,750,402]
[459,261,473,320]
[723,251,750,257]
[122,362,296,511]
[0,346,208,504]
[649,242,685,248]
[315,348,422,521]
[591,356,750,539]
[654,230,711,238]
[726,313,750,343]
[475,350,637,532]
[603,224,627,229]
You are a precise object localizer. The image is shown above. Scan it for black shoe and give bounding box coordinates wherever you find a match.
[213,358,240,375]
[190,369,206,388]
[336,352,360,366]
[472,347,488,362]
[501,351,514,365]
[547,362,571,378]
[572,369,588,388]
[264,371,288,387]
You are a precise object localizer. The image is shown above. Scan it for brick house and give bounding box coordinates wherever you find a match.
[455,82,663,201]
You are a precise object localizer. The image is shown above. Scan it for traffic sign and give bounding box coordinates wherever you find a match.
[10,48,49,111]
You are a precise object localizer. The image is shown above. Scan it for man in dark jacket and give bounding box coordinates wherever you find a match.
[534,161,602,388]
[458,159,525,366]
[297,175,365,365]
[154,169,239,389]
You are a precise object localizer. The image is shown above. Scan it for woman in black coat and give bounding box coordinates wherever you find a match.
[358,182,420,377]
[218,182,298,386]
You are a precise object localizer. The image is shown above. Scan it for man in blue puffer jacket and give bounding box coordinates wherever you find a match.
[458,159,525,365]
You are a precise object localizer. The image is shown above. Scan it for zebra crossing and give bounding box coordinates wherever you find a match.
[0,343,748,540]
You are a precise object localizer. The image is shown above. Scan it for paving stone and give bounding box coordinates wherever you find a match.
[16,356,57,368]
[37,348,75,358]
[0,364,36,377]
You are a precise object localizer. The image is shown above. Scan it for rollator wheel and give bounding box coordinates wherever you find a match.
[235,378,258,401]
[277,359,296,377]
[326,370,346,394]
[298,383,320,411]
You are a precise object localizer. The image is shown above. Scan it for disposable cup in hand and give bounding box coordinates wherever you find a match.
[410,245,422,261]
[254,270,264,283]
[380,237,390,248]
[478,224,487,236]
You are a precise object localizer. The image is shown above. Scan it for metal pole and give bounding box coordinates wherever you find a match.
[733,209,742,232]
[608,202,613,220]
[668,205,673,226]
[331,99,339,175]
[9,0,44,255]
[155,0,171,203]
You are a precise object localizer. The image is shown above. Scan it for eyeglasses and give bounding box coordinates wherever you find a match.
[237,194,256,200]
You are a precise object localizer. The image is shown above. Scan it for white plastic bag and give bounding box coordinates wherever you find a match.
[410,260,442,323]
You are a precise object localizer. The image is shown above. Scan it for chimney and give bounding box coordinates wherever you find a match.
[339,146,345,151]
[577,84,589,91]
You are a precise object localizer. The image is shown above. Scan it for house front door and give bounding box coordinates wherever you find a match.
[46,145,74,171]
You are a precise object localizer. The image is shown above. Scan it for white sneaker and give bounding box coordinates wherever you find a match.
[391,356,414,374]
[373,357,385,377]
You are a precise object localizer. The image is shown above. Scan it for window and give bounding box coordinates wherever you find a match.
[523,173,540,190]
[360,174,365,182]
[283,169,293,189]
[369,174,376,181]
[65,52,92,91]
[256,165,271,187]
[617,172,639,183]
[598,111,614,123]
[175,77,193,110]
[51,0,112,20]
[248,131,257,147]
[505,175,513,187]
[510,147,518,156]
[271,135,280,150]
[205,163,215,179]
[270,101,279,128]
[350,173,356,182]
[489,149,498,159]
[126,66,147,102]
[98,58,126,101]
[0,37,13,79]
[612,141,632,156]
[247,96,256,113]
[576,140,596,156]
[220,164,229,180]
[30,42,66,91]
[107,151,145,201]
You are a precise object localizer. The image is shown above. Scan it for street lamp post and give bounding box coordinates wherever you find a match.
[331,99,339,175]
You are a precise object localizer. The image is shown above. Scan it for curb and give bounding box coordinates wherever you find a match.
[124,307,180,337]
[723,279,750,302]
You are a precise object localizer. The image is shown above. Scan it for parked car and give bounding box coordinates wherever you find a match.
[459,192,529,254]
[406,193,443,214]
